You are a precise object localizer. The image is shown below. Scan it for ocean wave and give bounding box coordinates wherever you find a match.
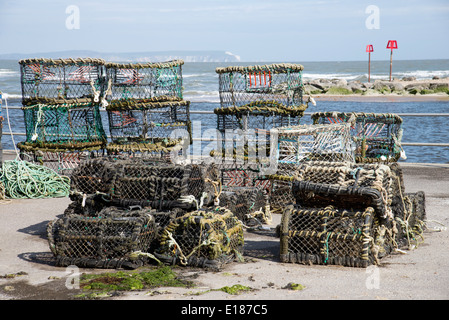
[0,69,19,77]
[393,70,449,80]
[184,90,219,102]
[1,92,22,99]
[183,72,215,78]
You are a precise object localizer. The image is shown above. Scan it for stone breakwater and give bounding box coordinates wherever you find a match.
[303,77,449,96]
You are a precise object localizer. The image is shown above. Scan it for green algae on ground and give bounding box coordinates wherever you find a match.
[188,284,253,296]
[76,266,193,298]
[218,284,253,295]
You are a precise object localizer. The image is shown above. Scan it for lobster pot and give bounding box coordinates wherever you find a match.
[311,112,404,163]
[21,102,106,148]
[154,207,244,270]
[105,99,191,156]
[395,191,426,250]
[17,145,104,176]
[218,162,271,190]
[290,161,394,219]
[214,63,307,167]
[280,206,394,267]
[268,178,296,213]
[274,123,355,176]
[47,206,158,269]
[104,60,184,103]
[219,187,271,226]
[69,157,220,209]
[266,122,355,212]
[216,63,305,109]
[19,58,105,106]
[214,103,306,167]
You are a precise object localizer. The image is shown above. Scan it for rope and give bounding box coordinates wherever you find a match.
[0,159,70,199]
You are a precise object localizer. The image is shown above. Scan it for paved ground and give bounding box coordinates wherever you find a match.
[0,162,448,301]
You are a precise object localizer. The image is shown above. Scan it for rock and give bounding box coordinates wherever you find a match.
[432,76,440,80]
[348,81,365,93]
[402,76,416,81]
[303,84,323,94]
[363,82,375,89]
[430,82,448,90]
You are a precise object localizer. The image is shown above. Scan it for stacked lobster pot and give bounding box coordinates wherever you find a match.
[274,113,426,267]
[310,112,426,251]
[48,156,244,270]
[212,63,310,225]
[18,58,107,175]
[103,60,191,160]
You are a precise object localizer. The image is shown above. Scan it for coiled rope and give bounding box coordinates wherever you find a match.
[1,159,70,199]
[0,95,71,200]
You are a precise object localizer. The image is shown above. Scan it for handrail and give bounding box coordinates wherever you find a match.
[2,109,449,147]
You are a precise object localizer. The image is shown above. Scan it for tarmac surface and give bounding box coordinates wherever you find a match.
[0,161,448,301]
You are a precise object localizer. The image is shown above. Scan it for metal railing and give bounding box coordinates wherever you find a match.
[2,109,449,147]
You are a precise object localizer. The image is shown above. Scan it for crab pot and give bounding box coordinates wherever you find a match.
[216,63,305,109]
[105,99,191,153]
[69,156,220,207]
[104,60,184,103]
[289,161,394,219]
[311,112,403,163]
[47,206,158,269]
[154,207,244,270]
[280,206,395,267]
[218,186,271,226]
[17,145,105,176]
[19,58,105,105]
[21,102,107,148]
[214,63,308,167]
[266,123,355,212]
[274,123,355,175]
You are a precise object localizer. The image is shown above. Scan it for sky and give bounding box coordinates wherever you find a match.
[0,0,448,61]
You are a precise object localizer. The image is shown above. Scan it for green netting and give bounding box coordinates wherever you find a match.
[21,102,106,148]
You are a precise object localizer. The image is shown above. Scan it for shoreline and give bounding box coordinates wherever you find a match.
[311,94,449,102]
[304,77,449,103]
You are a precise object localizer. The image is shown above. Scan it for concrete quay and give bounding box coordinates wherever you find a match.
[0,161,448,300]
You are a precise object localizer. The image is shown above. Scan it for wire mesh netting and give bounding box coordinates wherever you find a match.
[280,206,394,267]
[47,205,159,269]
[213,63,308,167]
[104,60,184,104]
[216,63,305,109]
[19,58,106,106]
[21,102,107,149]
[17,148,105,176]
[311,112,404,163]
[69,156,221,211]
[267,123,355,212]
[290,161,394,220]
[103,60,190,157]
[218,186,271,227]
[154,207,244,270]
[105,99,191,154]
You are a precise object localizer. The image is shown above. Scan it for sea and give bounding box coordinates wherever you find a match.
[1,59,448,164]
